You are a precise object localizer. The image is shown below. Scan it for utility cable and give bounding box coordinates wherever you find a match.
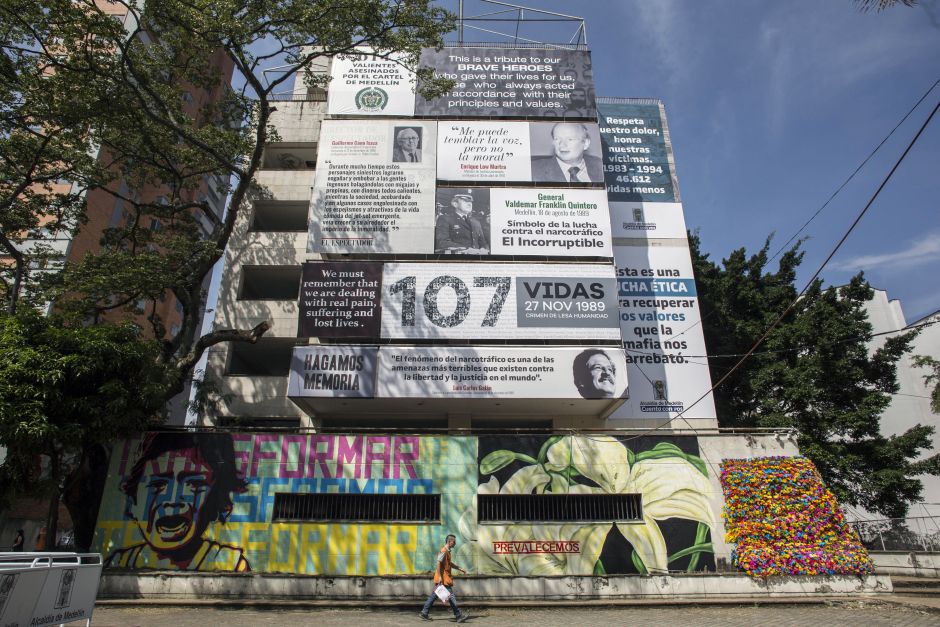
[767,77,940,263]
[622,95,940,442]
[662,77,940,344]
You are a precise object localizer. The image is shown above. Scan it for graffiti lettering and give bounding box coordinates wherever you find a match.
[492,540,581,554]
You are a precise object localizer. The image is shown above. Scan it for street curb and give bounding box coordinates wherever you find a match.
[95,594,897,610]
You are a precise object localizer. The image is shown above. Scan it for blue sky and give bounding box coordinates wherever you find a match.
[454,0,940,322]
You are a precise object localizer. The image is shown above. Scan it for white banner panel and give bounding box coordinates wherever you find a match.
[437,121,604,183]
[437,121,532,181]
[327,51,416,116]
[415,48,596,118]
[377,346,628,399]
[380,263,620,340]
[488,188,612,256]
[287,346,379,398]
[609,244,717,420]
[610,201,688,240]
[309,119,436,253]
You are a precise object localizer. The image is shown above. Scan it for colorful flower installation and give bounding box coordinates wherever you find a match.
[719,456,873,578]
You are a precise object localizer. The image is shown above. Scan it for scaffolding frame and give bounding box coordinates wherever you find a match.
[455,0,587,48]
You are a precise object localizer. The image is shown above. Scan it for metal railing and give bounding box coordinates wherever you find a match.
[852,516,940,553]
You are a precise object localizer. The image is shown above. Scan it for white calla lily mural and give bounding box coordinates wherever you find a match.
[457,435,717,575]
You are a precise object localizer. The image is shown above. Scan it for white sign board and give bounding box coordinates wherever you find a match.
[488,188,612,257]
[287,346,378,398]
[609,244,717,420]
[380,262,620,341]
[309,119,436,253]
[377,346,628,399]
[327,51,416,116]
[610,202,688,240]
[437,121,604,184]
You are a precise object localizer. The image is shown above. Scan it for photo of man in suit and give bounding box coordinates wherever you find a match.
[531,123,604,183]
[392,126,423,162]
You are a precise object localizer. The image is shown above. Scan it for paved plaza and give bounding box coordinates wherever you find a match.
[77,601,940,627]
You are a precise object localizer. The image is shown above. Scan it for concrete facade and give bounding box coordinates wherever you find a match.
[97,571,892,601]
[863,289,940,514]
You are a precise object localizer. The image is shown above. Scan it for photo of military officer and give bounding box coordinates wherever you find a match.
[434,189,490,255]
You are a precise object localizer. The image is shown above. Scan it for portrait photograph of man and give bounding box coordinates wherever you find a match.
[434,188,490,255]
[530,122,604,183]
[105,432,250,572]
[392,126,423,163]
[572,349,626,399]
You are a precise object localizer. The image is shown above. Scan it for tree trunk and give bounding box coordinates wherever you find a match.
[8,260,23,315]
[63,444,110,552]
[44,452,61,551]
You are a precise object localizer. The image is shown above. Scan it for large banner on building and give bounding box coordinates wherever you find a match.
[435,187,612,257]
[381,262,620,340]
[288,346,628,400]
[298,262,620,340]
[309,186,612,258]
[308,119,436,254]
[298,262,383,338]
[437,121,604,184]
[377,346,627,399]
[327,52,417,116]
[598,101,679,203]
[609,244,716,420]
[415,47,596,118]
[326,47,596,119]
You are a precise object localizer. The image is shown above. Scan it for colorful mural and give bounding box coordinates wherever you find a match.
[94,432,719,576]
[95,432,476,574]
[458,435,718,575]
[720,456,873,578]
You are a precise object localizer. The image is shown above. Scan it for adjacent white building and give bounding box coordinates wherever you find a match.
[864,289,940,517]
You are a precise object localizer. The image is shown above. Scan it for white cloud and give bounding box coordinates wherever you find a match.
[832,232,940,272]
[630,0,687,89]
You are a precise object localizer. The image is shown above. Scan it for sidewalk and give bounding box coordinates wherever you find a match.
[75,600,940,627]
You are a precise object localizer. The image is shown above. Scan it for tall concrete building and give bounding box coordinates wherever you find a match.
[86,25,879,598]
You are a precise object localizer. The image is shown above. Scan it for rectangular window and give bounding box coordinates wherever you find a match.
[272,492,441,523]
[226,338,296,376]
[477,494,642,523]
[238,265,301,300]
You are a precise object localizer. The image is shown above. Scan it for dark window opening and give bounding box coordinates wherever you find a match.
[272,492,441,523]
[478,494,642,523]
[250,200,309,232]
[226,338,296,376]
[238,265,301,300]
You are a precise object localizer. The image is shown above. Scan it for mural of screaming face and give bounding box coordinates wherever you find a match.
[106,432,249,571]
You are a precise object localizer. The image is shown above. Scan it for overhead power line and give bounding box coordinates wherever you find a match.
[623,94,940,441]
[767,77,940,263]
[663,77,940,345]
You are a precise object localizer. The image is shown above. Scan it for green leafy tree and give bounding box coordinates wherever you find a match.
[855,0,917,11]
[0,0,455,547]
[690,233,940,517]
[2,0,455,393]
[0,311,172,549]
[913,355,940,413]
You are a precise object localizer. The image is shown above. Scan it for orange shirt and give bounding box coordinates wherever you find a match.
[433,544,453,586]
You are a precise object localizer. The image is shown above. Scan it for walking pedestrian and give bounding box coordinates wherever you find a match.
[419,534,469,622]
[12,529,24,551]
